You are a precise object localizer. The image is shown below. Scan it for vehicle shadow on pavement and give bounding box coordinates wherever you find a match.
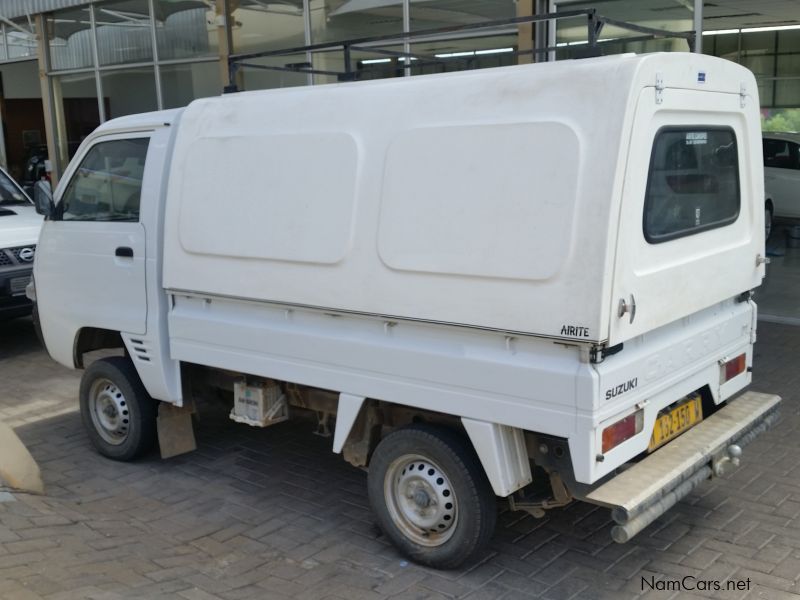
[0,317,41,359]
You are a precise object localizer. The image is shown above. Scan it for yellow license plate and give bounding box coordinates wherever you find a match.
[648,394,703,452]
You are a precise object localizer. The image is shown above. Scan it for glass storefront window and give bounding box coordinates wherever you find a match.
[309,0,403,83]
[0,28,6,62]
[776,55,800,107]
[778,30,800,54]
[776,80,800,108]
[350,45,406,81]
[741,31,775,54]
[52,71,102,172]
[705,32,738,60]
[7,19,37,60]
[310,0,403,42]
[154,0,218,61]
[756,79,775,108]
[48,8,94,71]
[700,28,800,110]
[239,54,309,91]
[101,67,158,118]
[410,0,514,31]
[233,0,306,55]
[741,54,774,77]
[160,61,220,108]
[407,0,516,74]
[411,34,517,76]
[96,0,153,66]
[556,1,692,56]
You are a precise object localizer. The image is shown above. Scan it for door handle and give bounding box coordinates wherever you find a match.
[618,294,636,324]
[115,247,134,258]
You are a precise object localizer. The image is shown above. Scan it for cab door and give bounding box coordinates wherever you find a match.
[609,88,764,345]
[35,133,151,364]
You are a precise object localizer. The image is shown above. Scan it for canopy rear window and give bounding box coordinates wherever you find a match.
[644,127,740,244]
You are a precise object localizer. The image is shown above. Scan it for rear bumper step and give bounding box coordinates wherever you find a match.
[584,391,781,543]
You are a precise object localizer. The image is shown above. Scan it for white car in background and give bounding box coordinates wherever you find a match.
[763,132,800,238]
[0,167,42,320]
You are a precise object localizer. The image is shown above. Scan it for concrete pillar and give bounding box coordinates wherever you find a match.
[535,0,551,63]
[517,0,533,65]
[217,0,241,90]
[519,0,553,64]
[33,13,62,185]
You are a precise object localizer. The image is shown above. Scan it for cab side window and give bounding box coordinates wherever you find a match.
[61,137,150,222]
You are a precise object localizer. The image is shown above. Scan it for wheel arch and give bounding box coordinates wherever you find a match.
[72,328,183,406]
[331,394,532,497]
[73,327,125,369]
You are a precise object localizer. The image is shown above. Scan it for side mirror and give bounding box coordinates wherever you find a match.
[33,180,54,218]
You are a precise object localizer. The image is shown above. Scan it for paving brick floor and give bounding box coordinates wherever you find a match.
[1,316,799,599]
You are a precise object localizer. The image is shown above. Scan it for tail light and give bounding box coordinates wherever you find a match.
[601,409,643,453]
[720,353,747,384]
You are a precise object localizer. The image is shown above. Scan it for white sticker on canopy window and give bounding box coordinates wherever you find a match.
[685,132,708,145]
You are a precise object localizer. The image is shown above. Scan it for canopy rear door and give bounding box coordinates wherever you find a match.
[609,87,764,346]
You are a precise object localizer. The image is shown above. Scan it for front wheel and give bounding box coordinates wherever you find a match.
[367,424,496,569]
[79,356,157,461]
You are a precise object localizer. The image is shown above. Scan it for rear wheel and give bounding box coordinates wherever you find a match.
[79,356,157,461]
[367,424,496,569]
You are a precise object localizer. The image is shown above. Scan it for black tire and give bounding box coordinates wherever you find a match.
[31,301,46,350]
[79,356,158,461]
[367,424,496,569]
[765,204,774,241]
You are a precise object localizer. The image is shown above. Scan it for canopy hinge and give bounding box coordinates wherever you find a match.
[655,72,664,104]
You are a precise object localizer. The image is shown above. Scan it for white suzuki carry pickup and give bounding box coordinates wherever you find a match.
[30,52,780,568]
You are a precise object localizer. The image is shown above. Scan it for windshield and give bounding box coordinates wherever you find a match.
[0,170,31,206]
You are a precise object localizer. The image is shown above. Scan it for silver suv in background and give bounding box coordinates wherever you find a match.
[0,167,41,320]
[763,132,800,238]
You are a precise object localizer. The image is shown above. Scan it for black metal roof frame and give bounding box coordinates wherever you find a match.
[226,8,696,89]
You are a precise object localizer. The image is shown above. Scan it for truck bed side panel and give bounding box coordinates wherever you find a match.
[167,292,589,439]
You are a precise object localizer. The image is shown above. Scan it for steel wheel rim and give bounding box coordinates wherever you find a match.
[88,378,130,445]
[384,453,458,547]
